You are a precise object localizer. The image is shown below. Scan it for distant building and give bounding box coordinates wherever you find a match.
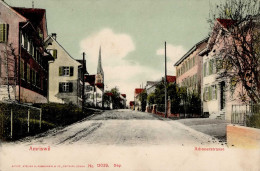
[134,88,144,111]
[84,74,95,107]
[129,101,134,110]
[174,38,208,93]
[0,1,53,103]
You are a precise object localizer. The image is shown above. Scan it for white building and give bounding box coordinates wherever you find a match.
[45,34,83,106]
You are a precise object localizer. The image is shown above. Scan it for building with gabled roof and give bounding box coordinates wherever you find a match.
[175,38,208,94]
[0,1,53,103]
[44,34,83,106]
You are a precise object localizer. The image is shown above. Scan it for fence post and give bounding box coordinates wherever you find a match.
[11,109,13,139]
[27,109,30,133]
[39,109,42,129]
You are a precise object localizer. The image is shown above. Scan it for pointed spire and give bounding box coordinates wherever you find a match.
[97,46,103,75]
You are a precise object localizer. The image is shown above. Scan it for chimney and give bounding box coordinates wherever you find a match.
[51,33,57,40]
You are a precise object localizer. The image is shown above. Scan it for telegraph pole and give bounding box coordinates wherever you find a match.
[164,41,168,118]
[82,52,85,109]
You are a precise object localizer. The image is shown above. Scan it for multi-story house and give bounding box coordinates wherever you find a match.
[199,18,245,121]
[44,34,83,106]
[174,38,208,93]
[0,1,53,103]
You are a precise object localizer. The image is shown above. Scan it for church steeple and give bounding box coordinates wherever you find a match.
[96,46,104,85]
[97,46,103,75]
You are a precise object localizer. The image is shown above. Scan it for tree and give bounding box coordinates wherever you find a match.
[104,87,124,109]
[138,90,147,112]
[208,0,260,103]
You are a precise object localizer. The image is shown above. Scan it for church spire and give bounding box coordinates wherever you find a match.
[97,46,103,75]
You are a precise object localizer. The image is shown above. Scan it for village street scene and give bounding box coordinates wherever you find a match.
[0,0,260,170]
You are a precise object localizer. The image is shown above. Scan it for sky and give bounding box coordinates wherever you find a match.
[5,0,219,103]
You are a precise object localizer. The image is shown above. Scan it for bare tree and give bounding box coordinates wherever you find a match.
[1,43,17,101]
[208,0,260,103]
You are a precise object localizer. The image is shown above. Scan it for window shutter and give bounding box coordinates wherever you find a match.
[59,67,63,76]
[209,86,212,101]
[69,82,73,92]
[203,88,205,101]
[53,49,57,59]
[0,24,8,42]
[215,85,217,99]
[70,67,74,76]
[203,63,206,77]
[59,83,63,92]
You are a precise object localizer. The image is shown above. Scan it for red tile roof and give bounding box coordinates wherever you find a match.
[129,101,134,106]
[166,75,176,83]
[217,18,235,29]
[121,94,126,98]
[105,92,113,96]
[85,75,96,86]
[12,7,46,33]
[135,88,144,94]
[96,83,104,89]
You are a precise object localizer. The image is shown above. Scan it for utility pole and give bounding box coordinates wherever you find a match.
[82,52,85,109]
[164,41,168,118]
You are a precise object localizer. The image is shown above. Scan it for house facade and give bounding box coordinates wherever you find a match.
[134,88,144,111]
[200,19,245,121]
[0,1,53,103]
[44,34,82,106]
[175,38,208,93]
[84,74,95,107]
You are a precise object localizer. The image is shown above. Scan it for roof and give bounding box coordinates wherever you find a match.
[166,75,176,83]
[96,83,104,89]
[129,101,134,106]
[12,7,47,37]
[174,37,208,66]
[45,36,81,66]
[217,18,235,29]
[135,88,144,94]
[85,75,96,86]
[0,1,27,21]
[121,94,126,98]
[76,59,89,75]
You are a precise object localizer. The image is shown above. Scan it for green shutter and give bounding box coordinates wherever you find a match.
[69,82,73,92]
[215,85,217,99]
[209,86,212,101]
[0,24,7,42]
[203,63,206,77]
[59,67,63,76]
[59,83,62,92]
[53,49,57,59]
[70,67,74,76]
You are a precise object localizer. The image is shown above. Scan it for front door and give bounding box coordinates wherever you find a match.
[220,81,225,110]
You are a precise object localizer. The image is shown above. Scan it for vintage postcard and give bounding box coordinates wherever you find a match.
[0,0,260,170]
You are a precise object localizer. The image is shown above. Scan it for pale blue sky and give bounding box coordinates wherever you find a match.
[5,0,218,101]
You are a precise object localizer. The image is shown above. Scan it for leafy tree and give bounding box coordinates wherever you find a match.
[138,90,147,111]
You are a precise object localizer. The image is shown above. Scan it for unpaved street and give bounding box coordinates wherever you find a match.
[18,109,222,146]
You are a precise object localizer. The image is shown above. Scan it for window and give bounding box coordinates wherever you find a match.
[20,59,24,79]
[24,35,28,50]
[203,62,207,77]
[0,24,8,43]
[59,82,73,93]
[59,66,74,76]
[212,85,217,100]
[27,64,30,82]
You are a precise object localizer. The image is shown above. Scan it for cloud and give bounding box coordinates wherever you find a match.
[80,28,135,69]
[156,44,186,75]
[80,28,161,103]
[79,29,187,103]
